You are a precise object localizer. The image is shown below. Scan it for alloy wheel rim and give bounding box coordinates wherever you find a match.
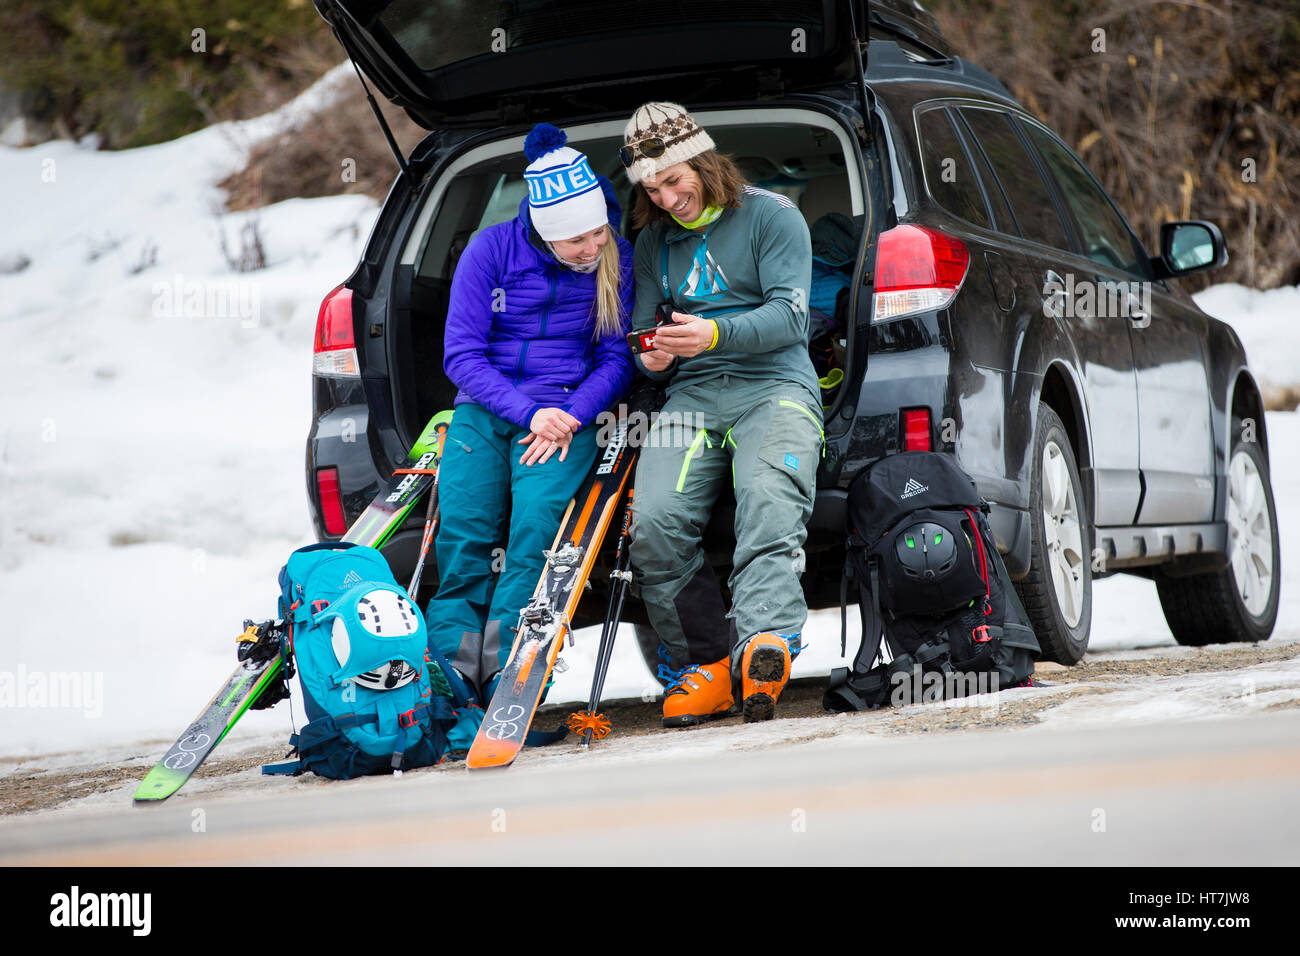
[1226,449,1274,618]
[1042,439,1085,628]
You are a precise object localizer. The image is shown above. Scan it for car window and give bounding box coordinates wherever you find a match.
[1022,123,1149,277]
[958,107,1071,251]
[952,110,1015,233]
[417,164,515,281]
[916,107,990,229]
[475,174,529,235]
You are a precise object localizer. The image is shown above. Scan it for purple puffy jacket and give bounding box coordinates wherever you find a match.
[442,184,636,431]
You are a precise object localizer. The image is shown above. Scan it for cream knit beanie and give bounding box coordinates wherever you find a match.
[622,102,716,186]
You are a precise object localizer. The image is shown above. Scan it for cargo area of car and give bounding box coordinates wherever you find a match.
[384,107,881,453]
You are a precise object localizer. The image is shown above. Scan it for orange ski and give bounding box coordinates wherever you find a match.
[465,398,649,769]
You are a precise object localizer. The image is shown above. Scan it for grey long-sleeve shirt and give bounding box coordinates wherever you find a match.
[631,184,821,409]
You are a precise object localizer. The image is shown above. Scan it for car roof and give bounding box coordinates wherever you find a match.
[864,41,1021,111]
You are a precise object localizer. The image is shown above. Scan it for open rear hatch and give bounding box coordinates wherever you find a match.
[314,0,948,128]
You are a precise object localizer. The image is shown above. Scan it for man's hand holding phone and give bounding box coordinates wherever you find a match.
[653,311,715,359]
[629,303,714,371]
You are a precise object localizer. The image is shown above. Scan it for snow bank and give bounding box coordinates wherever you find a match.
[0,70,377,755]
[1194,283,1300,406]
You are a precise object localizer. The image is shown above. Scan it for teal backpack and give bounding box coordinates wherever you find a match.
[263,542,464,779]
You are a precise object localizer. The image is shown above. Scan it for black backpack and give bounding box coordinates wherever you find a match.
[824,451,1039,711]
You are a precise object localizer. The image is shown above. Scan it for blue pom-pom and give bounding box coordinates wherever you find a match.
[524,123,567,163]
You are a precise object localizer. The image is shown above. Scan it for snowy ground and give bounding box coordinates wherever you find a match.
[0,72,1297,765]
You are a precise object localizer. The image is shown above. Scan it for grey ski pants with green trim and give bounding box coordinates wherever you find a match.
[628,375,823,676]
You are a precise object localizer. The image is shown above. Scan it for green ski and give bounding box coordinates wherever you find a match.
[133,410,453,803]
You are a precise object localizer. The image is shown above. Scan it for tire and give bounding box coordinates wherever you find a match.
[634,623,669,687]
[1155,434,1280,645]
[1013,402,1093,664]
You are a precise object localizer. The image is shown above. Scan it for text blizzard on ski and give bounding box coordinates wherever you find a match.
[49,887,151,936]
[151,273,260,327]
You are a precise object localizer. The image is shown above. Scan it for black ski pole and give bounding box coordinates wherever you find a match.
[569,489,635,747]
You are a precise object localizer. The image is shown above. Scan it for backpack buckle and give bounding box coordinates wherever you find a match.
[398,708,420,728]
[972,624,992,644]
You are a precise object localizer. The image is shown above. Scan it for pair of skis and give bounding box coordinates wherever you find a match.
[133,413,452,803]
[464,424,641,769]
[135,389,656,798]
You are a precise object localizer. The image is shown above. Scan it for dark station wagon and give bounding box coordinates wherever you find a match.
[304,0,1280,678]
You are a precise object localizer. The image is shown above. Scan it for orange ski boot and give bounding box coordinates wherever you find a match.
[661,657,734,728]
[741,633,792,722]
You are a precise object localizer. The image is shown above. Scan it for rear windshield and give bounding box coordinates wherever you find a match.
[379,0,836,73]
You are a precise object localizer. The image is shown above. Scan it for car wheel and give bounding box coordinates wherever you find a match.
[634,623,669,688]
[1155,434,1280,645]
[1014,402,1092,664]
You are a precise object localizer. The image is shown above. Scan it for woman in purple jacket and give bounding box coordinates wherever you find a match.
[429,124,635,705]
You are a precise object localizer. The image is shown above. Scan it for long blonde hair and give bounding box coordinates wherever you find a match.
[591,224,625,339]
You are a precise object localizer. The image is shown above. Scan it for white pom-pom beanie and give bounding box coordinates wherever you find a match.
[523,123,608,242]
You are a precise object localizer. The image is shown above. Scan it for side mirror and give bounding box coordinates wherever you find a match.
[1151,220,1228,279]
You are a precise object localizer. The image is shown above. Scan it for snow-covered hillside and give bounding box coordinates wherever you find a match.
[0,72,1295,757]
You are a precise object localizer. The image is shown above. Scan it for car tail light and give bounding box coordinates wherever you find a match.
[316,467,348,536]
[313,284,359,377]
[901,408,932,451]
[872,225,970,322]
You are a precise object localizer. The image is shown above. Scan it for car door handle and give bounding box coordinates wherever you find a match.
[1123,285,1150,328]
[1042,269,1067,319]
[1087,273,1151,327]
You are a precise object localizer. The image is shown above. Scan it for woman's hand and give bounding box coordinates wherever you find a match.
[518,431,570,466]
[529,407,582,442]
[650,312,715,359]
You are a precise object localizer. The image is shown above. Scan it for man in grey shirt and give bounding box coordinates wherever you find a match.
[621,102,823,727]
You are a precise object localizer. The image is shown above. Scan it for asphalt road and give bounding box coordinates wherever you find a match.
[3,709,1297,866]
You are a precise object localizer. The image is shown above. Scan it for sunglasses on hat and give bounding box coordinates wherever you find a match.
[619,135,666,168]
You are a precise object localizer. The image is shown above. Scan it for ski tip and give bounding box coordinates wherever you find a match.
[131,788,173,805]
[132,769,184,804]
[465,749,519,771]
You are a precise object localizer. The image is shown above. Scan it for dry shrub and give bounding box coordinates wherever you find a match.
[926,0,1300,291]
[0,1,342,149]
[220,74,426,211]
[1262,384,1300,412]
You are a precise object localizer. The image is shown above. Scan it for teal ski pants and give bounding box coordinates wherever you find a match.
[628,376,823,675]
[426,403,598,694]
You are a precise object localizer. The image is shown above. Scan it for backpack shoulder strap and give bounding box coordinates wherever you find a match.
[852,558,885,675]
[659,229,671,302]
[423,640,475,708]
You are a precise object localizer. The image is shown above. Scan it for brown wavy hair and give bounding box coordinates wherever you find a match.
[630,151,749,230]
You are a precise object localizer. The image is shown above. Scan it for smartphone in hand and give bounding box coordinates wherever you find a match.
[625,302,676,354]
